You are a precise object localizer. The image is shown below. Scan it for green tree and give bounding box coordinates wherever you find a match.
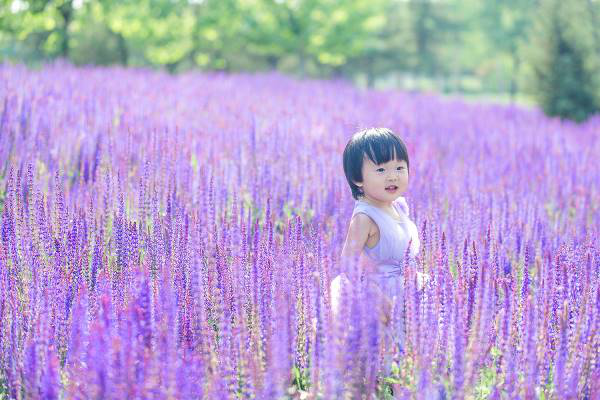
[17,0,75,58]
[340,0,413,87]
[408,1,463,78]
[238,0,389,80]
[478,0,533,100]
[69,0,128,65]
[0,0,69,62]
[185,0,246,72]
[525,0,600,122]
[71,0,195,71]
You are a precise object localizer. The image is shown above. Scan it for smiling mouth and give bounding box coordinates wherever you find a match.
[385,185,398,191]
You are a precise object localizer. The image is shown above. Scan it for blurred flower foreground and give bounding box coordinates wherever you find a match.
[0,62,599,399]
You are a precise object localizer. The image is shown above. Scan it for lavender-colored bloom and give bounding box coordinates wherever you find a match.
[555,302,569,398]
[0,63,599,398]
[523,296,539,398]
[453,294,465,399]
[522,246,531,300]
[41,345,61,399]
[23,336,39,398]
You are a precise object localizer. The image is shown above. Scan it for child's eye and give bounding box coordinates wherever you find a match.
[376,168,385,172]
[397,167,405,170]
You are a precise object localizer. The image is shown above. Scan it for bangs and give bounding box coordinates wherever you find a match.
[359,127,409,166]
[364,137,407,166]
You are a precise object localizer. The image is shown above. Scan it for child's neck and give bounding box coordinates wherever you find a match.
[360,195,395,209]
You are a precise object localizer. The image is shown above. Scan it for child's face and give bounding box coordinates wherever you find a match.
[355,155,408,204]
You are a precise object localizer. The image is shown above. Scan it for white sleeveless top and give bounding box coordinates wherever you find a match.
[352,196,420,278]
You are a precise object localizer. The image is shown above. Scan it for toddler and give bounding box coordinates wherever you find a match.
[331,127,428,375]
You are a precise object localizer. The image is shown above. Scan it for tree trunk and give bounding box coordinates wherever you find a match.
[298,50,306,78]
[266,55,279,69]
[366,58,375,88]
[115,32,128,66]
[331,64,344,80]
[509,46,521,104]
[57,0,74,58]
[412,2,432,75]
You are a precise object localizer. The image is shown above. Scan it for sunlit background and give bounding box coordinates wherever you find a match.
[2,0,600,121]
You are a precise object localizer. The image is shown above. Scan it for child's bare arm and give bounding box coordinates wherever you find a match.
[333,214,399,323]
[340,213,372,265]
[338,214,394,322]
[331,214,372,314]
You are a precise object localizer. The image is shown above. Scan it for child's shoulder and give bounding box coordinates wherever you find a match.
[348,211,378,236]
[351,201,378,223]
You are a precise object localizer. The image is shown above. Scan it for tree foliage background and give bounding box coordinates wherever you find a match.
[1,0,600,121]
[522,0,600,122]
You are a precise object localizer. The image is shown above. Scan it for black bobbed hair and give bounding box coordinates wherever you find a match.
[342,127,410,200]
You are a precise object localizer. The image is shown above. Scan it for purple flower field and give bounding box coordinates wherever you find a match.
[0,62,599,399]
